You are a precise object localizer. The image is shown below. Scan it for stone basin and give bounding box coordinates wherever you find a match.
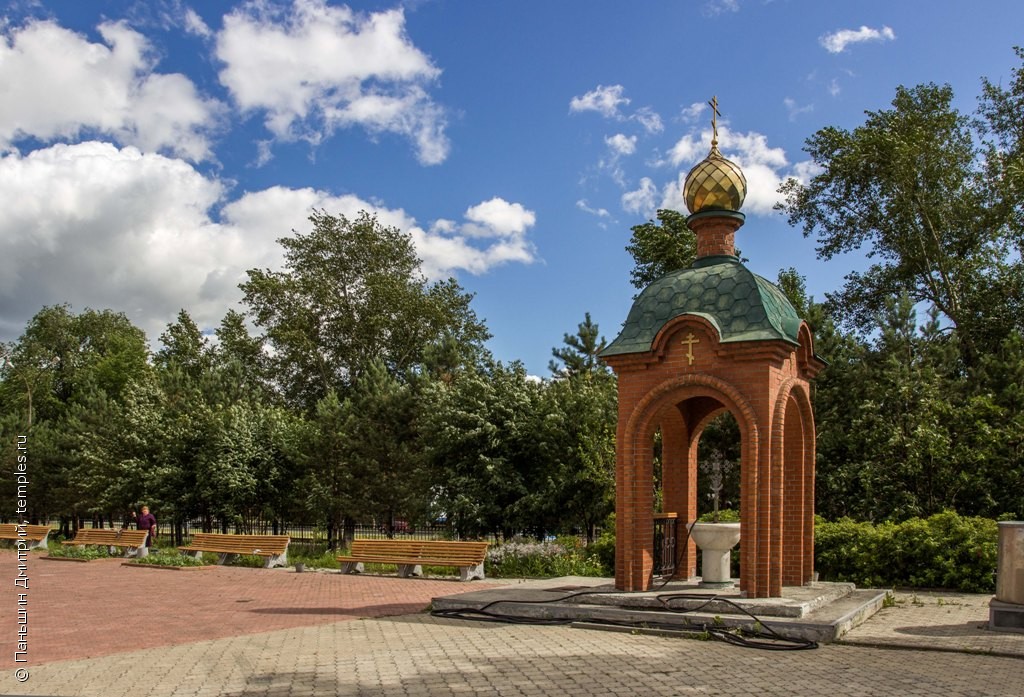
[689,521,741,586]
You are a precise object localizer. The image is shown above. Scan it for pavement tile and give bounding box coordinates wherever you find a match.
[0,549,498,665]
[2,552,1024,696]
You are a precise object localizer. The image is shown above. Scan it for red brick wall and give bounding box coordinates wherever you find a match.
[605,314,820,597]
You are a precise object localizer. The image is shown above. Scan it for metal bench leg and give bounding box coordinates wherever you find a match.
[217,553,231,565]
[133,546,149,558]
[340,561,364,574]
[460,563,485,582]
[265,552,286,569]
[398,564,423,578]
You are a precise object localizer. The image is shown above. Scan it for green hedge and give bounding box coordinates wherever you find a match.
[815,511,998,592]
[584,511,998,592]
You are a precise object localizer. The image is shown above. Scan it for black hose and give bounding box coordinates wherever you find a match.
[430,524,817,650]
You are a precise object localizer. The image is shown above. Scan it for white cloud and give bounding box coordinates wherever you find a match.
[570,84,663,134]
[569,84,630,118]
[217,191,536,280]
[576,199,610,218]
[709,125,788,214]
[429,218,457,234]
[680,102,708,123]
[0,142,535,343]
[666,132,704,167]
[183,8,212,38]
[703,0,740,17]
[215,0,449,164]
[820,25,895,54]
[643,123,799,216]
[667,125,787,170]
[0,142,233,340]
[791,159,824,184]
[658,161,782,217]
[660,177,686,215]
[632,106,664,134]
[605,133,637,156]
[783,97,814,121]
[828,78,841,97]
[622,177,658,217]
[0,19,221,161]
[463,198,537,237]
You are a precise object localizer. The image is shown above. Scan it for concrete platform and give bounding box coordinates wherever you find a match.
[432,576,889,644]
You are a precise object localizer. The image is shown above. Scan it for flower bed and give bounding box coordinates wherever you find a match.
[122,551,208,569]
[486,537,604,578]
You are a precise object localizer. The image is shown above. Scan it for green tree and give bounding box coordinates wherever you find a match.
[240,210,489,410]
[548,312,609,378]
[299,390,355,549]
[625,209,697,291]
[978,46,1024,249]
[154,309,211,381]
[539,374,617,541]
[418,359,542,539]
[776,267,811,318]
[211,309,272,403]
[0,306,150,523]
[778,79,1024,362]
[0,305,149,428]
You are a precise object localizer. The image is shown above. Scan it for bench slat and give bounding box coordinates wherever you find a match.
[337,540,489,580]
[0,524,51,541]
[60,529,149,550]
[177,532,290,568]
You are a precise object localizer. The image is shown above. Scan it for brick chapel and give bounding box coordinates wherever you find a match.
[600,100,825,598]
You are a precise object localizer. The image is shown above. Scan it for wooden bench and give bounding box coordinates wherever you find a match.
[61,528,150,556]
[0,523,52,550]
[179,532,290,568]
[337,540,489,581]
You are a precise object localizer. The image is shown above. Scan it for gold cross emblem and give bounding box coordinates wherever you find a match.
[682,332,700,365]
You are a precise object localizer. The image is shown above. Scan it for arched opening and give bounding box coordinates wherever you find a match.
[696,411,741,521]
[775,383,816,586]
[617,375,760,592]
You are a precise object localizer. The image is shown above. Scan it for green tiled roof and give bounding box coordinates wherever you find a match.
[601,256,804,357]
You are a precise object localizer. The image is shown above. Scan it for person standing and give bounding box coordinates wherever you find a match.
[135,505,156,547]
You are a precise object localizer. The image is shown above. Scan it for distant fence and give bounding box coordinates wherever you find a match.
[19,518,595,547]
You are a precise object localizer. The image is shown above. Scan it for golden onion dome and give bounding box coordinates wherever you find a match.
[683,142,747,214]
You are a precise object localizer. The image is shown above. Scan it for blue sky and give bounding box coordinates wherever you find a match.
[1,0,1021,376]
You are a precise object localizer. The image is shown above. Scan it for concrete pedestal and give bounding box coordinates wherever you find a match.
[989,522,1024,633]
[989,599,1024,633]
[689,522,740,587]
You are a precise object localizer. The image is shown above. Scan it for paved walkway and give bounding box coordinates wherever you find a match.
[840,590,1024,657]
[1,552,1022,696]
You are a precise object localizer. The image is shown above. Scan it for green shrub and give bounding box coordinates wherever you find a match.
[815,511,998,592]
[132,550,205,567]
[568,510,998,591]
[588,530,616,575]
[48,545,112,560]
[697,508,741,523]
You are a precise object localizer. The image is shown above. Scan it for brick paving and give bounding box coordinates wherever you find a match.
[840,590,1024,657]
[1,551,1023,697]
[0,550,499,664]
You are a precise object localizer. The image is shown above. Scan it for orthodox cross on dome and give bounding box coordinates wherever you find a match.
[708,95,721,147]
